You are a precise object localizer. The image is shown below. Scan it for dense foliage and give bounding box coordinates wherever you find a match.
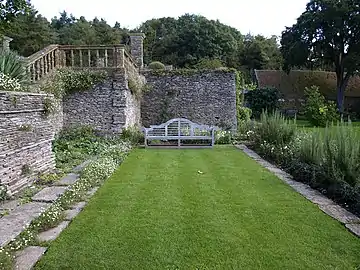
[35,68,107,98]
[120,126,145,145]
[147,61,165,70]
[3,7,282,81]
[0,0,30,32]
[194,58,224,70]
[58,69,107,94]
[246,87,280,118]
[136,14,282,75]
[53,126,118,173]
[246,111,360,216]
[304,86,339,127]
[281,0,360,112]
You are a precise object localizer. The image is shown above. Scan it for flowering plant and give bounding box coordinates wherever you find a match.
[0,72,22,92]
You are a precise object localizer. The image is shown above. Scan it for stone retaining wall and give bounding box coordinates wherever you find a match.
[142,70,237,129]
[0,91,61,194]
[63,67,144,134]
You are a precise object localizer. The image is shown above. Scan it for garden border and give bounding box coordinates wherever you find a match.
[235,144,360,238]
[0,159,99,270]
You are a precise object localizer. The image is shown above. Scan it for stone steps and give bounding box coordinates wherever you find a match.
[37,221,70,242]
[15,246,47,270]
[0,202,50,246]
[55,173,79,186]
[32,186,67,202]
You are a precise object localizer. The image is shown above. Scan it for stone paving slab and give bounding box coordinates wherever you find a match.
[73,160,92,173]
[72,201,86,210]
[345,223,360,237]
[0,202,50,247]
[319,205,360,224]
[289,183,335,206]
[0,199,19,211]
[15,246,47,270]
[64,207,82,221]
[87,187,99,197]
[32,186,67,202]
[56,173,79,186]
[37,221,70,242]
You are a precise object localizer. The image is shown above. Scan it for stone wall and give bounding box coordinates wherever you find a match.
[63,66,144,133]
[0,92,61,194]
[142,70,237,129]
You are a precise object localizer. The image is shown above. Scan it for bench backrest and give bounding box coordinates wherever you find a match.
[144,118,214,137]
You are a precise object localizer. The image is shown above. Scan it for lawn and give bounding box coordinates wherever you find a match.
[36,146,360,270]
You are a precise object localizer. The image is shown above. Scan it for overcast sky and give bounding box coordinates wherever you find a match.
[31,0,309,37]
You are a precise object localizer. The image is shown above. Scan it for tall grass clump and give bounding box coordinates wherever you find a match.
[255,110,296,146]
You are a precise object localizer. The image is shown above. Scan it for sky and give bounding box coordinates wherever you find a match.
[31,0,309,37]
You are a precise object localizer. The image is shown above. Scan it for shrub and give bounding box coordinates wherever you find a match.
[81,157,117,186]
[254,111,296,147]
[322,122,360,187]
[58,68,107,95]
[0,50,29,84]
[37,71,65,98]
[0,72,23,92]
[36,173,61,186]
[298,129,324,165]
[120,126,144,145]
[246,87,281,118]
[215,130,233,145]
[99,142,132,165]
[194,58,223,70]
[238,106,252,122]
[304,86,339,127]
[148,61,166,70]
[53,126,105,172]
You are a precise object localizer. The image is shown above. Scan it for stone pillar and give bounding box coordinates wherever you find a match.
[129,33,145,68]
[1,36,13,52]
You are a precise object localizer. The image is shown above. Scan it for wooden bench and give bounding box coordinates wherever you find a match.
[144,118,216,148]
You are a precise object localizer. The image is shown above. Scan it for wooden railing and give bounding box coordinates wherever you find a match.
[24,44,137,82]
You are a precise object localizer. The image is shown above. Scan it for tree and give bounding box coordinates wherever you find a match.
[136,14,242,68]
[0,0,30,32]
[50,11,76,30]
[281,0,360,113]
[5,7,56,56]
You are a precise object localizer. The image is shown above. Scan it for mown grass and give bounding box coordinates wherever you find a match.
[36,147,360,270]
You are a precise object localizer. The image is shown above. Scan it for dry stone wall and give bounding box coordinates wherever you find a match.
[142,70,237,129]
[63,67,144,134]
[0,92,62,194]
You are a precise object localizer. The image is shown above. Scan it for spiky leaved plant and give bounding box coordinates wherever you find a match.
[0,50,29,84]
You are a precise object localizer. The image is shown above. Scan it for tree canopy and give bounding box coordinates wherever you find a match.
[136,14,282,73]
[3,3,283,81]
[0,0,30,32]
[281,0,360,112]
